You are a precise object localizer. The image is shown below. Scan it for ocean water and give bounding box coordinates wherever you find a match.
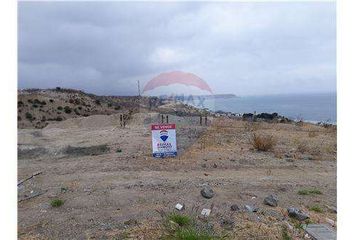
[199,93,337,123]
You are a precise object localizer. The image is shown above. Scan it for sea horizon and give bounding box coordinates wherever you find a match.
[189,92,337,124]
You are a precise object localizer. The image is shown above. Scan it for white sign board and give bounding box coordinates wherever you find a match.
[151,124,177,157]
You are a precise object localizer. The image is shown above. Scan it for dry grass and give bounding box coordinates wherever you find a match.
[243,122,260,132]
[250,133,276,151]
[296,141,309,154]
[308,130,319,138]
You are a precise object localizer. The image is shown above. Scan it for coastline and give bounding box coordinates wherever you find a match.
[182,93,336,125]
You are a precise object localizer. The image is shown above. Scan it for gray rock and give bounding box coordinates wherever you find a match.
[304,224,336,240]
[220,218,235,230]
[263,194,278,207]
[230,204,240,211]
[287,207,309,221]
[303,155,313,160]
[245,204,258,212]
[201,185,214,199]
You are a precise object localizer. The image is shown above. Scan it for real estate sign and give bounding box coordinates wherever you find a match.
[151,124,177,157]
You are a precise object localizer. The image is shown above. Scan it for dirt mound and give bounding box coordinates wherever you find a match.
[45,114,123,129]
[45,112,162,130]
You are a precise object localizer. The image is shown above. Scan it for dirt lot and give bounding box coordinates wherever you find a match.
[18,113,337,239]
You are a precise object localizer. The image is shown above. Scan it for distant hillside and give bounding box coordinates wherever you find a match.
[17,88,208,129]
[17,88,163,129]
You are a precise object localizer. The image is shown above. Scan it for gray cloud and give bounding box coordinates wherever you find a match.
[18,1,336,96]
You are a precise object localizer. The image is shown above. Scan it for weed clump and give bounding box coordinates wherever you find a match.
[168,213,192,227]
[251,133,276,151]
[297,188,322,195]
[25,112,33,120]
[50,199,64,207]
[64,106,72,114]
[162,212,219,240]
[64,144,110,156]
[309,205,323,213]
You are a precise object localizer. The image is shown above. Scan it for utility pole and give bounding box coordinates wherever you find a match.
[137,80,141,97]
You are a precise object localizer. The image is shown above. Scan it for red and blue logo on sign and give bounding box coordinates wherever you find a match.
[160,130,168,142]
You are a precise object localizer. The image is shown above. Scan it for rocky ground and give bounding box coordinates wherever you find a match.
[18,111,336,239]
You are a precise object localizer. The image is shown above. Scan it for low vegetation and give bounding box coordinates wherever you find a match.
[50,199,64,207]
[25,112,33,120]
[251,133,276,151]
[168,213,192,227]
[309,205,323,213]
[161,212,220,240]
[64,106,72,114]
[281,226,292,240]
[297,188,322,195]
[64,144,110,156]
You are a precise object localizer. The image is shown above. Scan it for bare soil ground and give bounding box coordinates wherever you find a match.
[18,113,336,239]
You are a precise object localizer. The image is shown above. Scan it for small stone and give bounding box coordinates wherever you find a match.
[175,203,184,211]
[201,164,207,168]
[201,208,211,217]
[263,194,278,207]
[303,155,313,160]
[201,185,214,199]
[213,163,218,168]
[245,205,258,212]
[287,207,309,221]
[285,158,294,162]
[230,204,240,211]
[220,218,235,230]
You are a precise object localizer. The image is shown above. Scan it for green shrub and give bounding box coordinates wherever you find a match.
[64,106,72,114]
[309,205,323,213]
[162,211,219,240]
[169,213,191,227]
[25,112,33,120]
[175,227,214,240]
[57,106,63,110]
[298,189,322,195]
[50,199,64,207]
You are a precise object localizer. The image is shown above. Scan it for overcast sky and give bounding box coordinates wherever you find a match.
[18,1,336,96]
